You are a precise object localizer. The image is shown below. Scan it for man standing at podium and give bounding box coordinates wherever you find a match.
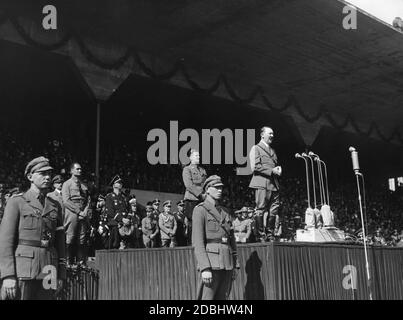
[249,127,282,241]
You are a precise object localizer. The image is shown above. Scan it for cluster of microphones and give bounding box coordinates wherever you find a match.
[295,151,334,229]
[295,147,363,230]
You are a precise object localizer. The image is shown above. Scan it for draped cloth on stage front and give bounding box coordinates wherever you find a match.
[95,243,403,300]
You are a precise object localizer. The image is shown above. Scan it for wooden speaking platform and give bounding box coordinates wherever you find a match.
[95,242,403,300]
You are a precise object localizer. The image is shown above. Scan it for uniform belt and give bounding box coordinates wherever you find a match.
[19,239,52,248]
[206,239,227,244]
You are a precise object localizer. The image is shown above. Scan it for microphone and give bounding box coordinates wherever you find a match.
[295,153,302,159]
[308,151,319,159]
[349,147,360,172]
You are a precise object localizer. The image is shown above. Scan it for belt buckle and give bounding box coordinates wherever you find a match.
[222,236,228,244]
[41,240,49,248]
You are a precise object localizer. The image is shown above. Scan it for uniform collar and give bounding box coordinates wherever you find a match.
[24,188,51,214]
[71,176,80,183]
[202,199,223,222]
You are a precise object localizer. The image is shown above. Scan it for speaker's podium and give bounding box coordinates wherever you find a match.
[296,206,345,242]
[296,227,345,242]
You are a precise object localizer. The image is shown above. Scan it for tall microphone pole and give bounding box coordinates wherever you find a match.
[309,152,324,206]
[295,153,311,208]
[309,152,329,205]
[302,153,316,208]
[319,159,330,206]
[349,146,372,300]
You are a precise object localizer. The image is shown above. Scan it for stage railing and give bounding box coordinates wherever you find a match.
[60,267,100,300]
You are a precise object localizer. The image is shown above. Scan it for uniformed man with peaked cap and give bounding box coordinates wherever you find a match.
[192,175,240,300]
[174,200,189,246]
[0,156,66,300]
[183,149,207,245]
[141,202,159,248]
[104,175,128,249]
[47,175,64,210]
[158,200,177,248]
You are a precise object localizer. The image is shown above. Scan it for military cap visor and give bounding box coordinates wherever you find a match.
[152,199,160,204]
[52,175,63,184]
[163,200,171,207]
[129,198,137,204]
[24,157,53,176]
[177,200,185,206]
[110,175,123,186]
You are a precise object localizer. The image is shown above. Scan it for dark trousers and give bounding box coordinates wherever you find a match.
[107,226,121,249]
[185,200,200,245]
[18,280,56,300]
[198,270,233,300]
[255,188,280,233]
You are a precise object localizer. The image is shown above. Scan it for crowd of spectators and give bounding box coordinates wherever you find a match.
[0,136,402,250]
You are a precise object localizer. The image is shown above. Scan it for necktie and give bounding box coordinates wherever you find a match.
[38,194,45,207]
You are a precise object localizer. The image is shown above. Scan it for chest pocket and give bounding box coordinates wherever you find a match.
[21,212,40,230]
[206,217,220,232]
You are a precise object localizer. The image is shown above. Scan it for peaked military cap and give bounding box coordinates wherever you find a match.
[24,156,53,176]
[110,175,123,186]
[52,175,63,184]
[163,200,172,207]
[203,175,224,191]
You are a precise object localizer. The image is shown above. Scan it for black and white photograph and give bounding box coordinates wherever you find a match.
[0,0,403,305]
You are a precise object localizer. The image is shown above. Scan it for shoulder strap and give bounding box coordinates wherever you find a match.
[200,203,231,237]
[256,144,273,157]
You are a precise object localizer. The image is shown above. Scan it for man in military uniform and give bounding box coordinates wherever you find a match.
[182,149,207,245]
[47,175,64,210]
[62,162,91,266]
[0,157,65,300]
[94,195,109,250]
[174,200,189,246]
[151,198,161,220]
[192,175,240,300]
[105,175,128,249]
[249,126,282,241]
[158,200,177,248]
[142,203,159,248]
[129,197,143,248]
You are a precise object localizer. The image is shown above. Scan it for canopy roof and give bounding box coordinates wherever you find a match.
[1,0,403,138]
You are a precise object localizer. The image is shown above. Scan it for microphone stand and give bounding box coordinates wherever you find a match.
[302,153,316,209]
[296,153,311,208]
[350,147,372,300]
[355,170,372,300]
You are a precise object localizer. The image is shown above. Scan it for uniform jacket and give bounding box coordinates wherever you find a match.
[0,189,66,281]
[182,164,207,201]
[192,200,240,272]
[47,189,63,210]
[233,218,252,242]
[105,192,128,227]
[141,216,159,238]
[62,177,90,219]
[249,140,280,191]
[158,213,177,240]
[174,212,189,236]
